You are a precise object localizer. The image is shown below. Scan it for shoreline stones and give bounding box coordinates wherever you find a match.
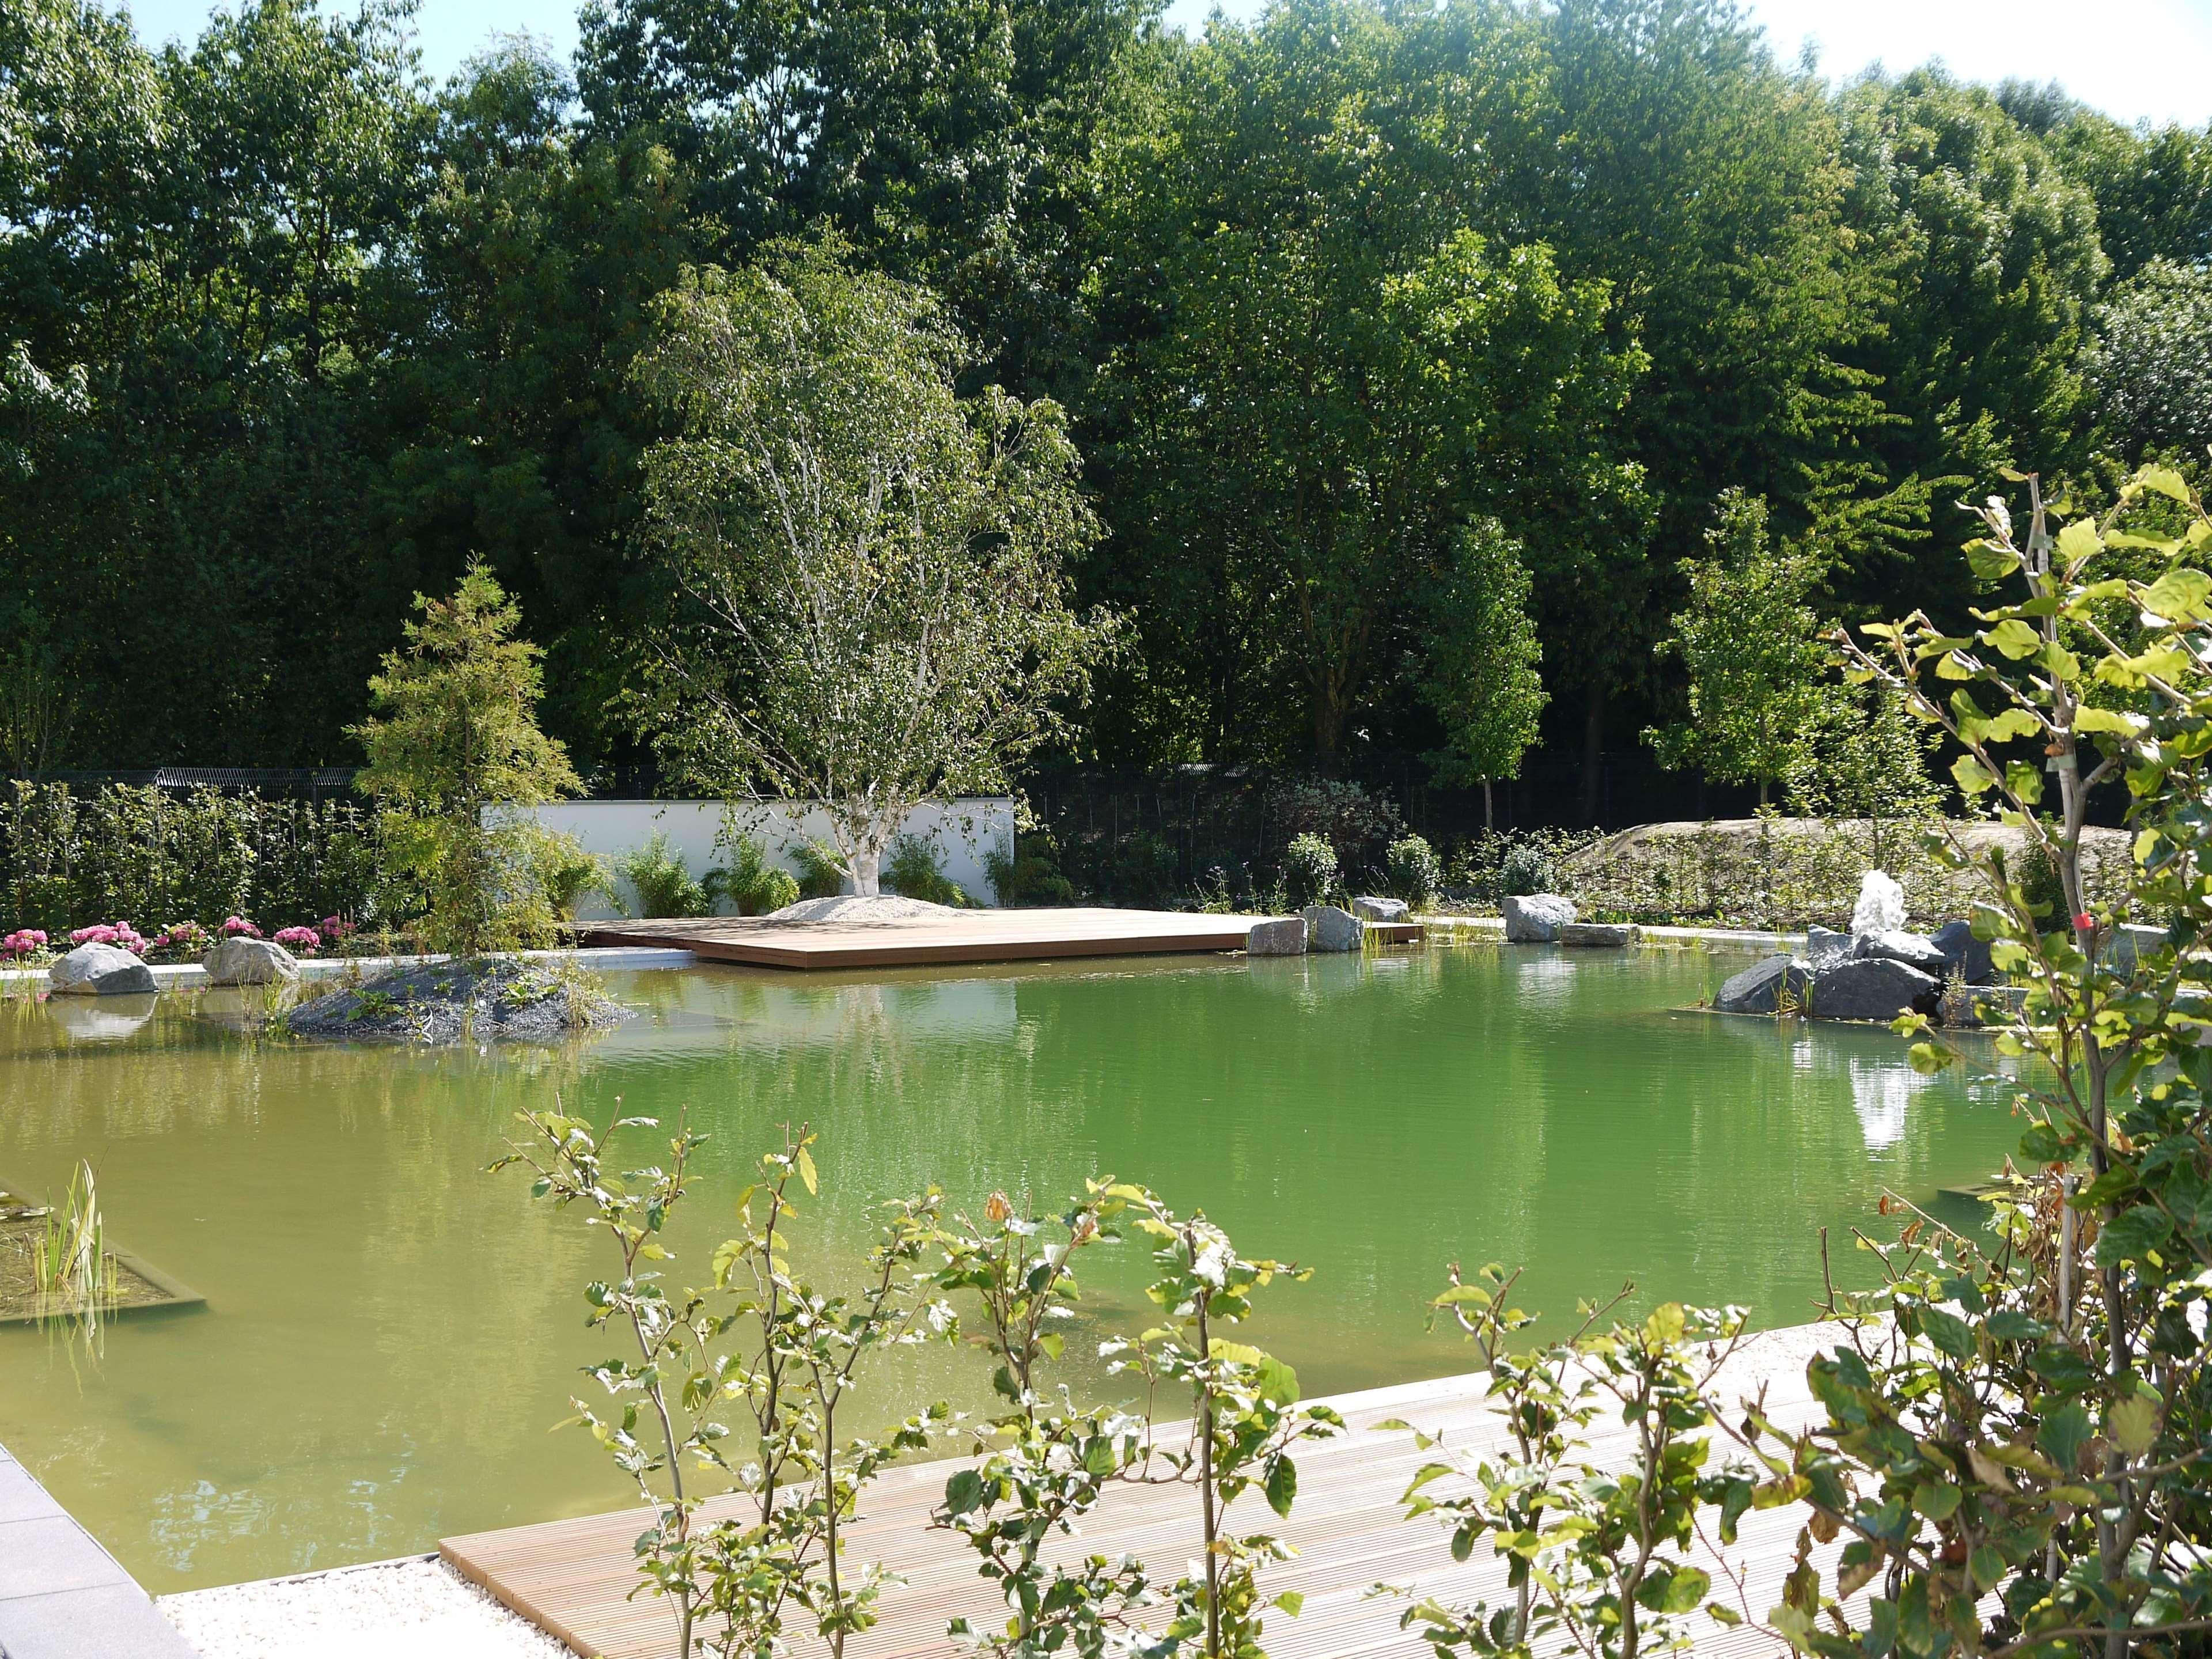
[1851,928,1949,976]
[1810,957,1941,1022]
[1931,919,1994,984]
[1246,917,1306,956]
[1805,925,1851,969]
[1713,956,1811,1014]
[1301,905,1363,952]
[1502,893,1576,943]
[1351,896,1409,923]
[49,942,157,997]
[202,938,300,986]
[1560,922,1638,948]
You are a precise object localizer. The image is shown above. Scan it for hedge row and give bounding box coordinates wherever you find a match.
[0,784,383,936]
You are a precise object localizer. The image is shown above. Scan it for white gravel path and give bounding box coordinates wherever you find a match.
[159,1555,573,1659]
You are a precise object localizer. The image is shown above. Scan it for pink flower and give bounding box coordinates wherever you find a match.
[221,915,261,938]
[273,926,321,956]
[69,922,146,955]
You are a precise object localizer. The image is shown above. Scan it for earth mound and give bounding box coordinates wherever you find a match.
[766,894,959,923]
[285,957,632,1044]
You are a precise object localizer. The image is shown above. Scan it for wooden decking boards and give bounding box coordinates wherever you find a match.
[441,1327,1835,1659]
[582,909,1423,971]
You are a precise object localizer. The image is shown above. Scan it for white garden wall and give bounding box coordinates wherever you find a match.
[523,799,1012,920]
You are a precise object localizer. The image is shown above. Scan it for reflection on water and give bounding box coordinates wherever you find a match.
[0,947,2024,1592]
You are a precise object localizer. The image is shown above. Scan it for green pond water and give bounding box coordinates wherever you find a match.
[0,943,2025,1593]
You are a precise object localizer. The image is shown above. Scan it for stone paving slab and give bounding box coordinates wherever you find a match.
[0,1445,197,1658]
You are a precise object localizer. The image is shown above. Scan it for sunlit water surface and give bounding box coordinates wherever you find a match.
[0,944,2023,1590]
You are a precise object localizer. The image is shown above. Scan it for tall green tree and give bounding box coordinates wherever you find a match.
[353,561,582,953]
[575,0,1156,394]
[2084,259,2212,466]
[1646,491,1830,808]
[1422,521,1546,830]
[630,240,1109,894]
[1088,1,1644,764]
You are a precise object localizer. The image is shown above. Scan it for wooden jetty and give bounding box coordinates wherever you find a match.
[583,908,1422,971]
[442,1327,1833,1659]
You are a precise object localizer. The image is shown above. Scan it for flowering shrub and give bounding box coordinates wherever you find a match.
[317,915,356,949]
[220,915,260,938]
[146,920,213,962]
[69,922,148,954]
[1,927,48,960]
[272,925,320,955]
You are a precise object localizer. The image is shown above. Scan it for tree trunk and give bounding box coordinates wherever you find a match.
[1482,778,1494,832]
[1580,683,1605,823]
[850,842,881,896]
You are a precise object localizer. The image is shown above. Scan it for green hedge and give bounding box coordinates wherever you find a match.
[0,783,383,934]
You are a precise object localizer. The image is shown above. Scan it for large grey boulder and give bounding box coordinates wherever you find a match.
[48,942,156,997]
[1301,905,1363,952]
[1811,957,1940,1022]
[2104,923,2169,976]
[202,937,300,986]
[1713,955,1810,1014]
[1561,922,1638,948]
[1931,919,1995,985]
[1940,981,2027,1029]
[1853,929,1949,976]
[1805,925,1852,970]
[1503,893,1577,943]
[1352,895,1410,923]
[1246,918,1307,956]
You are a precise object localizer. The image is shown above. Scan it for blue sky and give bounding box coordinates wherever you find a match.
[109,0,2212,130]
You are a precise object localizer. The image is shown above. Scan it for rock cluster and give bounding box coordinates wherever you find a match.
[1713,885,1999,1024]
[285,957,632,1044]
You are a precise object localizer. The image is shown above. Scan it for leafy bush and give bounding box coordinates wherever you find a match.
[983,832,1078,907]
[791,841,844,900]
[1281,831,1338,906]
[615,832,709,918]
[1384,834,1440,906]
[713,834,800,916]
[884,834,969,907]
[1104,829,1177,907]
[1498,843,1555,897]
[529,830,611,923]
[0,783,380,937]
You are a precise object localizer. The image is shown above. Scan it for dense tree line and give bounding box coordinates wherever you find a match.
[2,0,2207,810]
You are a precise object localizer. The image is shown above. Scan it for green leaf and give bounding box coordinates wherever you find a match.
[944,1468,985,1516]
[2144,566,2212,622]
[1952,755,1995,797]
[1274,1590,1304,1618]
[1982,618,2042,660]
[1266,1455,1298,1518]
[2055,519,2101,563]
[794,1145,819,1196]
[2108,1392,2159,1456]
[2094,1205,2173,1266]
[2037,1400,2092,1472]
[2137,465,2191,503]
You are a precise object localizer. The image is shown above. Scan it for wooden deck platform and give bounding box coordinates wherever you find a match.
[582,908,1422,971]
[442,1328,1833,1659]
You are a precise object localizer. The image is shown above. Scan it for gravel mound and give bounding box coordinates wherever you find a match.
[766,893,959,922]
[285,956,632,1044]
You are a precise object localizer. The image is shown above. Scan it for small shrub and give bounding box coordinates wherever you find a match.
[791,841,844,900]
[616,832,709,918]
[1282,831,1338,907]
[530,830,613,922]
[1105,830,1177,906]
[712,835,800,916]
[1499,843,1556,897]
[2013,838,2067,922]
[69,921,148,953]
[885,835,969,907]
[1,927,48,961]
[1384,834,1441,906]
[146,921,209,963]
[984,834,1078,907]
